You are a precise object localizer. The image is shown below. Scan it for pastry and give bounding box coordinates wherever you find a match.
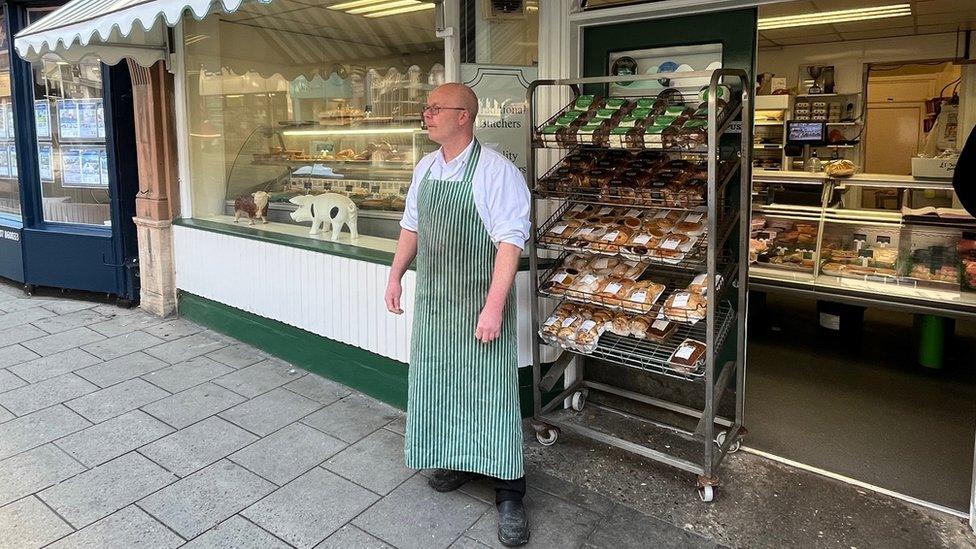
[622,280,666,313]
[675,212,706,236]
[539,219,581,244]
[645,318,676,343]
[588,256,621,274]
[540,268,579,295]
[573,319,604,352]
[566,272,604,300]
[687,273,723,296]
[628,315,651,339]
[573,225,607,244]
[668,339,707,373]
[610,259,647,279]
[564,253,592,271]
[609,312,632,336]
[566,203,596,220]
[664,291,707,322]
[591,226,634,253]
[596,277,634,307]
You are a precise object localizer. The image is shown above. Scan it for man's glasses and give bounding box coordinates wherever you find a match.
[422,105,466,116]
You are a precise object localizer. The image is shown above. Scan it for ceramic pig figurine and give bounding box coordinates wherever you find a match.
[289,193,359,241]
[234,191,270,225]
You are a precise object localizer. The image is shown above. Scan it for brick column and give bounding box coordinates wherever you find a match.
[128,60,179,317]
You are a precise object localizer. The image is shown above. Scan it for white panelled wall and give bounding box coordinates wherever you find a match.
[173,225,539,368]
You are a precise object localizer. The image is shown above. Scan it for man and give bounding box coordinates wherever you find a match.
[385,83,531,547]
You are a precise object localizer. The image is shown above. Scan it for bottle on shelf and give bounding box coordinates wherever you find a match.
[806,150,821,173]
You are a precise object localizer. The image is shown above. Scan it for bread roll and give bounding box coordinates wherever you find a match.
[664,292,707,322]
[623,280,666,313]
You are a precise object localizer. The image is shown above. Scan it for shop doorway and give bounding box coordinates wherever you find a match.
[864,61,960,175]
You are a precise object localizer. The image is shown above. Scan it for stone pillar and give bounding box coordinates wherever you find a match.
[128,60,179,317]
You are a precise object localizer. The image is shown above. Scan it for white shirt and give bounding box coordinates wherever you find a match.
[400,139,532,250]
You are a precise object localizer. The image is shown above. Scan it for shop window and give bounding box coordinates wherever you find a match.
[26,8,110,226]
[181,1,444,247]
[0,11,20,219]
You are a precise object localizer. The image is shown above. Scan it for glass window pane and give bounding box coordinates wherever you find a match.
[182,1,443,245]
[28,8,111,226]
[0,9,21,218]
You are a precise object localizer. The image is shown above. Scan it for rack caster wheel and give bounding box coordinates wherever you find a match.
[570,390,588,412]
[536,426,559,446]
[715,431,741,454]
[697,485,715,502]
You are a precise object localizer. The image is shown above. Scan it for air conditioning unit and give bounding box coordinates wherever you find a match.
[484,0,525,20]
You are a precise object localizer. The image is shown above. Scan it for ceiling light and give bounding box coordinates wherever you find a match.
[364,2,435,17]
[348,0,420,14]
[329,0,392,10]
[758,4,911,30]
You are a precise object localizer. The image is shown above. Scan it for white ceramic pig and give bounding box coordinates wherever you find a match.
[289,193,359,241]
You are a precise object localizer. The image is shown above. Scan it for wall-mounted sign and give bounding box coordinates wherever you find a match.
[462,64,538,177]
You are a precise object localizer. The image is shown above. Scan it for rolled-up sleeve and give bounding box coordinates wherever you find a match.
[399,160,426,233]
[485,161,531,249]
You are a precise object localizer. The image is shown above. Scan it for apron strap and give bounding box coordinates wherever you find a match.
[421,138,482,186]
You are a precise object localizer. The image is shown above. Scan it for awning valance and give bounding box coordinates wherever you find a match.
[14,0,270,66]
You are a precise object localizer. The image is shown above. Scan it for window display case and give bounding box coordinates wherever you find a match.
[750,170,976,317]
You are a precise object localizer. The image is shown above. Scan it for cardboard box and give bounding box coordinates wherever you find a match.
[771,77,788,94]
[911,156,958,179]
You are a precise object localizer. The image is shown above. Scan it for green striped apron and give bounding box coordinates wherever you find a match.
[404,140,524,480]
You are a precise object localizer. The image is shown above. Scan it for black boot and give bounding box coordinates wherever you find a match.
[427,469,479,492]
[497,500,530,547]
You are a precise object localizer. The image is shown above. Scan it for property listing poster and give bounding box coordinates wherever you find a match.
[61,147,107,188]
[0,146,9,178]
[38,144,54,182]
[0,103,7,140]
[8,145,17,179]
[34,100,51,140]
[81,148,100,186]
[99,149,108,183]
[61,147,82,186]
[6,104,12,141]
[57,99,80,139]
[78,100,100,139]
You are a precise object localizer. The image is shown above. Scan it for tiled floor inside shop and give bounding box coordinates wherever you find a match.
[0,279,974,548]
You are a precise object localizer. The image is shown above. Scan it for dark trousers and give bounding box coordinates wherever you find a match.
[494,476,526,504]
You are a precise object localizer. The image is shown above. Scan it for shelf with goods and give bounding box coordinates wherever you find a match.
[526,69,750,500]
[749,171,976,319]
[753,94,789,171]
[790,91,863,166]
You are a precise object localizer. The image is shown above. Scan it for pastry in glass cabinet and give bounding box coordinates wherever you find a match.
[289,193,359,240]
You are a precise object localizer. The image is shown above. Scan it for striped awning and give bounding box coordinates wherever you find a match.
[14,0,271,66]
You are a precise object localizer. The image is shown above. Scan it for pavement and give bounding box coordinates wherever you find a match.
[0,279,973,548]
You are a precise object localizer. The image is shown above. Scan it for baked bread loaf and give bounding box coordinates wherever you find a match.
[645,318,676,343]
[622,280,666,313]
[628,315,651,339]
[664,291,707,322]
[668,339,707,373]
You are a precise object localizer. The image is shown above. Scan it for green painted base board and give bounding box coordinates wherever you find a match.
[178,291,559,417]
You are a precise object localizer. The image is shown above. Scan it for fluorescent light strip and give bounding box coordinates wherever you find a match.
[281,128,420,136]
[759,4,911,29]
[328,0,391,11]
[348,0,419,15]
[759,9,911,30]
[364,2,434,17]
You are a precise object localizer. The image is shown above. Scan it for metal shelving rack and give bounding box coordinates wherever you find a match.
[525,69,751,502]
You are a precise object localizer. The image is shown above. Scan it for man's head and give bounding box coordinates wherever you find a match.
[424,83,478,146]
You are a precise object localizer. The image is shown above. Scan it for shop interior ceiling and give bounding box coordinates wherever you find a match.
[209,0,442,75]
[759,0,976,48]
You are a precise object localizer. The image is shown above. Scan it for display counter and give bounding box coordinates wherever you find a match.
[750,169,976,319]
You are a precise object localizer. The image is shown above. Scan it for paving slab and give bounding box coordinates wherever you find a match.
[0,323,47,347]
[0,406,12,423]
[22,327,105,357]
[229,423,346,486]
[584,503,721,549]
[80,331,165,361]
[75,351,170,388]
[142,319,204,341]
[89,313,163,338]
[0,496,74,549]
[448,537,494,548]
[146,333,227,365]
[0,373,98,417]
[139,416,258,477]
[213,359,304,398]
[0,405,91,460]
[55,410,174,467]
[65,378,169,424]
[323,428,414,495]
[0,368,26,393]
[46,505,184,549]
[182,515,290,549]
[39,300,100,315]
[0,306,55,331]
[464,489,603,549]
[206,343,267,369]
[138,460,276,539]
[302,393,400,444]
[32,309,112,334]
[0,444,86,506]
[219,387,320,436]
[315,524,395,549]
[354,474,489,549]
[0,344,39,369]
[8,348,101,384]
[140,383,246,429]
[384,414,406,435]
[0,297,51,313]
[38,451,177,528]
[142,356,235,393]
[284,373,352,405]
[242,467,379,548]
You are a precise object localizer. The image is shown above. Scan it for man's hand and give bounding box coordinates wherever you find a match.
[475,305,503,343]
[385,279,403,314]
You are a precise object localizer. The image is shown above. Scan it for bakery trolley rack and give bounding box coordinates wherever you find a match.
[525,69,751,502]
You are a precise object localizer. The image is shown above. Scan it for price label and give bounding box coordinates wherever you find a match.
[652,319,670,331]
[684,213,703,224]
[672,293,690,308]
[626,209,642,218]
[633,234,653,245]
[550,224,568,235]
[675,345,695,360]
[604,282,622,294]
[551,272,569,284]
[561,316,578,328]
[580,320,597,331]
[543,317,558,327]
[597,207,614,216]
[631,290,647,302]
[660,238,681,250]
[602,231,620,242]
[580,274,598,285]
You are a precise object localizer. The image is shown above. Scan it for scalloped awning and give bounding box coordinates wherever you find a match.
[14,0,271,66]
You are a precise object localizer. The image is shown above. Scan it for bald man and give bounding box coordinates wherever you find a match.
[386,83,532,546]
